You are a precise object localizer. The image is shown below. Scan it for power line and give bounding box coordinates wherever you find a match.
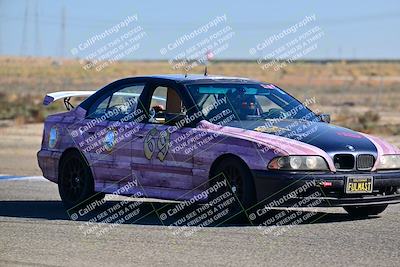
[3,11,400,31]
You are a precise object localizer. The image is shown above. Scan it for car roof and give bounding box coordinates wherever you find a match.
[132,74,260,84]
[79,74,271,111]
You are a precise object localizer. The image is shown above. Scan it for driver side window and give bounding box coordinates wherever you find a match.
[148,86,186,125]
[255,95,287,118]
[255,95,282,113]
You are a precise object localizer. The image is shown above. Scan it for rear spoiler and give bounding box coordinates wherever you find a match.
[43,90,166,110]
[43,91,95,105]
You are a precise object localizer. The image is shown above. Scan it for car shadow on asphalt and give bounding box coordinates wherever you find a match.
[0,200,378,228]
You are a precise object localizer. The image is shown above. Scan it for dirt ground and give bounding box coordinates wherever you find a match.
[0,123,43,175]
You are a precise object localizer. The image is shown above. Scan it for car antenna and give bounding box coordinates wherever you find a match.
[204,50,213,76]
[184,58,188,77]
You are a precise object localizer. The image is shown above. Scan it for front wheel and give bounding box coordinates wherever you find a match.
[210,157,256,213]
[344,204,388,217]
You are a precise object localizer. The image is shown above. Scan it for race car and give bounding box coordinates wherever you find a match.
[37,74,400,218]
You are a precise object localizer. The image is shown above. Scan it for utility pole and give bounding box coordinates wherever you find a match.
[59,6,66,59]
[20,1,30,56]
[0,0,2,54]
[34,0,41,56]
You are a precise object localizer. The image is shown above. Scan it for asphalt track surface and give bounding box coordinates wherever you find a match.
[0,176,399,267]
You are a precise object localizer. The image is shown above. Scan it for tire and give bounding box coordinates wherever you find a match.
[344,204,388,217]
[58,150,104,209]
[210,157,256,213]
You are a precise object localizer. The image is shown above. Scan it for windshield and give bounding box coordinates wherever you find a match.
[187,83,318,125]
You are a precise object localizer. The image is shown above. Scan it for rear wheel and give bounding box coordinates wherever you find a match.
[344,204,388,217]
[210,157,256,216]
[58,151,104,209]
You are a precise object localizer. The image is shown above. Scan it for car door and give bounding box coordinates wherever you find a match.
[104,83,147,185]
[75,92,115,183]
[131,82,195,191]
[77,82,147,186]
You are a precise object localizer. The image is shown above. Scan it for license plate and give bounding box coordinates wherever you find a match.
[346,176,373,194]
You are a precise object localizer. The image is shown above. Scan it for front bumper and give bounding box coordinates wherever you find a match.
[252,170,400,207]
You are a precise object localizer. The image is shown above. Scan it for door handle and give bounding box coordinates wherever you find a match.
[135,133,146,139]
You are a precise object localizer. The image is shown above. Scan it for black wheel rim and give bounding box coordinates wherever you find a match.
[223,165,243,200]
[61,157,86,203]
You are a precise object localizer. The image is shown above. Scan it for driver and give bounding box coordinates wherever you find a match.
[151,104,164,113]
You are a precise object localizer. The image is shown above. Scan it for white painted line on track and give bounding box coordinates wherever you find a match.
[0,175,46,181]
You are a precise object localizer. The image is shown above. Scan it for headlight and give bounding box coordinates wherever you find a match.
[377,155,400,170]
[268,156,329,171]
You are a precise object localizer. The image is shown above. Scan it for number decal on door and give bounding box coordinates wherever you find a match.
[144,128,157,160]
[144,128,170,162]
[157,131,170,161]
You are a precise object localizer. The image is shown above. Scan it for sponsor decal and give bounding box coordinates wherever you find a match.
[104,129,118,151]
[336,131,363,139]
[49,126,59,148]
[260,84,277,89]
[254,126,289,134]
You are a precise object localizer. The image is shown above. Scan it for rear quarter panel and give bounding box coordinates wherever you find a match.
[37,108,87,183]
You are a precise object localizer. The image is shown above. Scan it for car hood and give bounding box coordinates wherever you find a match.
[227,119,378,156]
[198,119,400,171]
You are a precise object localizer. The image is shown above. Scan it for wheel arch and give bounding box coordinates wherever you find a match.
[208,153,257,207]
[209,153,252,179]
[58,147,92,180]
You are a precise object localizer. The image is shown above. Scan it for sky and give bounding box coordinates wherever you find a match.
[1,0,400,60]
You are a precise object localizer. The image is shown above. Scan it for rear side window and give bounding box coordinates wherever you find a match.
[87,84,145,121]
[89,96,111,118]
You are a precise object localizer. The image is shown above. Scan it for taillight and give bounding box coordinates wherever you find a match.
[41,125,46,147]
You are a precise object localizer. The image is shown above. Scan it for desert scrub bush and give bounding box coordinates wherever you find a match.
[358,110,380,130]
[333,109,382,133]
[0,93,62,123]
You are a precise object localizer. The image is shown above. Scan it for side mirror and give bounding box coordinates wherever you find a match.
[318,113,331,123]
